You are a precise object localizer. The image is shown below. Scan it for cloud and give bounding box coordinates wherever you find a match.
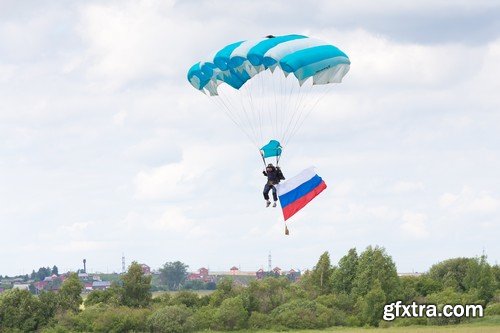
[439,187,499,215]
[391,181,425,193]
[400,212,429,239]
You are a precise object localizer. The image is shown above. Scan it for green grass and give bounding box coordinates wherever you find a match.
[212,316,500,333]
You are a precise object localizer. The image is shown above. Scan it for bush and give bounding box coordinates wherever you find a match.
[248,311,273,329]
[271,299,335,329]
[215,296,248,330]
[171,291,200,308]
[84,285,122,307]
[147,305,194,333]
[57,304,150,332]
[0,289,48,331]
[316,293,355,314]
[191,305,217,330]
[92,306,150,332]
[485,303,500,316]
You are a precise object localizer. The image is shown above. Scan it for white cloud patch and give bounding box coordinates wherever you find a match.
[439,187,499,214]
[391,181,425,193]
[400,212,429,239]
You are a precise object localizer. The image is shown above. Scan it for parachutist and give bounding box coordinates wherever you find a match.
[263,163,285,207]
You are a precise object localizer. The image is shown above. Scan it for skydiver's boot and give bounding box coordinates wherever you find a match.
[266,200,271,207]
[272,201,277,208]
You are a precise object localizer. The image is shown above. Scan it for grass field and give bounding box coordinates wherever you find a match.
[213,317,500,333]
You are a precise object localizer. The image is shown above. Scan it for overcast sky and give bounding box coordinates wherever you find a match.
[1,0,499,276]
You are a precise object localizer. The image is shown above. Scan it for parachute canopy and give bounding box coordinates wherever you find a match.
[187,34,350,157]
[260,140,282,158]
[188,34,350,95]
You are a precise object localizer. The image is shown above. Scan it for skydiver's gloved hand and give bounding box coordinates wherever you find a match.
[262,170,267,176]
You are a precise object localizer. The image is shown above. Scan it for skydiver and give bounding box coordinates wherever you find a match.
[263,163,285,207]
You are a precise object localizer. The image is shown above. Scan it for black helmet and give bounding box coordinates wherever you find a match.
[267,163,274,167]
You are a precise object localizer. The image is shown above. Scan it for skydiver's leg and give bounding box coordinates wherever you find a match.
[263,184,272,207]
[263,184,271,200]
[272,186,278,207]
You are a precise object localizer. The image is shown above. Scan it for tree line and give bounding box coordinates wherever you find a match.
[1,246,499,332]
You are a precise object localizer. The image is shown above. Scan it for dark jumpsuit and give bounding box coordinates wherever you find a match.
[263,166,285,201]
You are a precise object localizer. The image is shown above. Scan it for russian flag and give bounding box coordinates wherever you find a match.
[275,167,327,221]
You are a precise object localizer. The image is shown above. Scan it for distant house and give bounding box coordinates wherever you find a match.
[12,284,30,291]
[230,266,239,275]
[285,269,300,282]
[256,268,265,280]
[272,267,282,276]
[140,264,151,275]
[84,282,93,292]
[199,267,209,278]
[187,267,212,282]
[34,281,49,292]
[92,281,111,290]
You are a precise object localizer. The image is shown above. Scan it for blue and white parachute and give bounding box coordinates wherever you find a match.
[187,34,350,158]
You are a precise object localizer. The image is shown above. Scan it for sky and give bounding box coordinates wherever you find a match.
[1,0,499,276]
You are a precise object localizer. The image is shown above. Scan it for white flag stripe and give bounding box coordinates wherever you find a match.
[276,167,317,196]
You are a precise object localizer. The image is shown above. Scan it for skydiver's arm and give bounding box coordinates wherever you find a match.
[263,170,267,176]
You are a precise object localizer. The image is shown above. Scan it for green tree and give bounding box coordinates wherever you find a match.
[491,264,500,291]
[171,290,201,308]
[477,257,496,302]
[122,261,152,307]
[160,261,189,290]
[84,283,122,307]
[215,296,248,330]
[51,265,59,276]
[271,299,337,328]
[209,278,237,307]
[332,248,358,295]
[36,266,52,281]
[58,272,83,313]
[352,246,400,301]
[415,274,442,296]
[310,251,333,295]
[38,290,59,320]
[428,257,474,292]
[244,277,291,313]
[358,279,386,327]
[191,305,218,330]
[0,288,47,331]
[399,276,419,302]
[147,304,194,333]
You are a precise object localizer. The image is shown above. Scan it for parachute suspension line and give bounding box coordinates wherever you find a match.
[279,68,286,146]
[242,77,260,148]
[280,78,310,144]
[255,71,264,146]
[217,92,253,142]
[272,69,279,140]
[282,71,299,143]
[283,72,296,142]
[260,150,267,168]
[238,86,260,147]
[210,96,253,145]
[210,93,259,149]
[285,84,334,147]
